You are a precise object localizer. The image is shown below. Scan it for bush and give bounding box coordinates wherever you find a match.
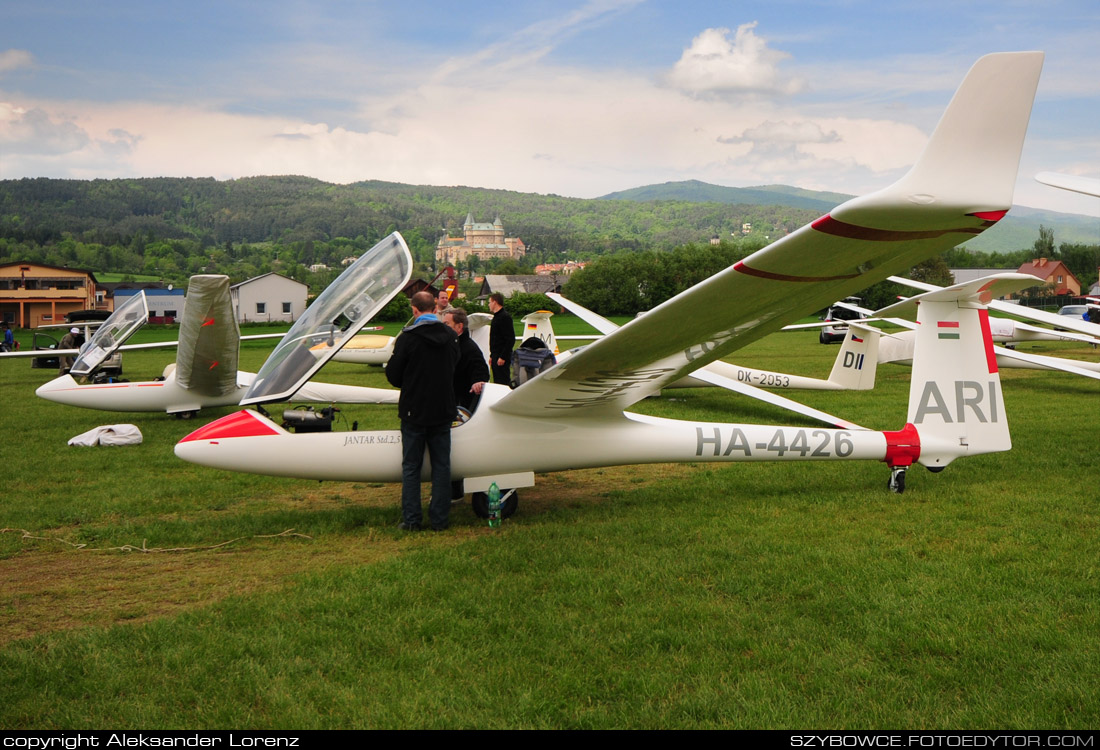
[503,292,556,318]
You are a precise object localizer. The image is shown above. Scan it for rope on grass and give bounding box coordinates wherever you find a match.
[0,527,312,553]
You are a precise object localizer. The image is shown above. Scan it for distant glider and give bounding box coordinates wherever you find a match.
[36,275,400,417]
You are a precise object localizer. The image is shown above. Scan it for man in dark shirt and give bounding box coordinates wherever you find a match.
[385,291,460,531]
[488,292,514,386]
[442,307,489,412]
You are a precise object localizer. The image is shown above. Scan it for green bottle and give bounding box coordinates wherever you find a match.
[488,482,501,528]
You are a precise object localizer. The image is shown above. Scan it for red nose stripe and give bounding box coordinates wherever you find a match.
[179,410,280,443]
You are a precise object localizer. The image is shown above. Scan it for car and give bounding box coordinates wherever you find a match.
[1057,304,1088,319]
[819,298,866,344]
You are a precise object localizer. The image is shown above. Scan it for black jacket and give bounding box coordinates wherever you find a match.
[454,330,490,410]
[489,308,514,362]
[385,317,460,427]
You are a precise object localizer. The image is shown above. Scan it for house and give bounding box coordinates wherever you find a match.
[0,261,101,328]
[230,273,309,323]
[479,275,562,298]
[114,287,187,323]
[1016,258,1081,295]
[534,262,587,276]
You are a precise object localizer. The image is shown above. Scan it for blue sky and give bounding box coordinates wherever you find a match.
[2,0,1099,217]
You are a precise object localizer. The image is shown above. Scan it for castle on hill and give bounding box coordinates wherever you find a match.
[435,214,526,265]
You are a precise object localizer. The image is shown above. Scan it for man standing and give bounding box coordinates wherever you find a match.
[58,326,82,374]
[385,291,460,531]
[434,289,451,315]
[488,292,514,386]
[442,307,489,412]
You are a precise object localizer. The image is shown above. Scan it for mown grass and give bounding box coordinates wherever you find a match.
[0,321,1098,728]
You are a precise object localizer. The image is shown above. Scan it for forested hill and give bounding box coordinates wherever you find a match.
[3,177,1094,289]
[0,176,819,261]
[600,180,853,213]
[601,179,1100,254]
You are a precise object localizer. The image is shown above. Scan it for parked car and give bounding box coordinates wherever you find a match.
[1057,304,1088,319]
[819,298,866,344]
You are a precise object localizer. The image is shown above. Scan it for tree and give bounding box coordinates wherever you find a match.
[908,255,954,287]
[1033,225,1054,257]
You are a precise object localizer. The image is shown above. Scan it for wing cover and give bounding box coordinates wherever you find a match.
[493,53,1043,419]
[176,275,240,397]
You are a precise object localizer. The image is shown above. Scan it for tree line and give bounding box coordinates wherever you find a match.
[3,177,1095,319]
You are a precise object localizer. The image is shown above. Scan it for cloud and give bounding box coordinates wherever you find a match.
[666,23,805,98]
[0,49,33,75]
[719,120,840,146]
[0,103,90,155]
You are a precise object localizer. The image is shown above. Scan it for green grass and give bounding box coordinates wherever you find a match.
[0,326,1098,728]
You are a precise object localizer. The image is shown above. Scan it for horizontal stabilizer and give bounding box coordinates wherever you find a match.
[876,274,1040,317]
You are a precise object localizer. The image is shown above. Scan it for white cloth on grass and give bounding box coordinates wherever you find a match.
[68,424,143,447]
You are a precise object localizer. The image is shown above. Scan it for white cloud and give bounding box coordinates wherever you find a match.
[0,103,90,155]
[666,23,805,98]
[0,49,34,75]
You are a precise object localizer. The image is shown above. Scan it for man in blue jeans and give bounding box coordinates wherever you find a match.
[385,291,460,531]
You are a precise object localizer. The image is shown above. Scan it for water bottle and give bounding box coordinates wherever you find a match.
[488,482,501,528]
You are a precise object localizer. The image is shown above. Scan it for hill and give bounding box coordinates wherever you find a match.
[600,180,1100,255]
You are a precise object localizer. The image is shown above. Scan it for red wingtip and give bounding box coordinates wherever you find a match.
[969,210,1008,222]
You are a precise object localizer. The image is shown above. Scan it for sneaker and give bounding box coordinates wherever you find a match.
[430,523,450,532]
[397,521,421,531]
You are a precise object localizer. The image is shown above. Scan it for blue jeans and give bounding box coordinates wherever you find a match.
[400,422,452,528]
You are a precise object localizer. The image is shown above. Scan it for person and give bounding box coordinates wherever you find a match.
[0,323,12,353]
[435,289,451,315]
[488,292,514,386]
[385,291,460,531]
[58,326,81,374]
[441,307,489,412]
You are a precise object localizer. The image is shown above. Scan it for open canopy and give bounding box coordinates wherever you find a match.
[241,232,413,405]
[70,292,149,377]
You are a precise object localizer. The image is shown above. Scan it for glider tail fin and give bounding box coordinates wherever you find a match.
[520,311,559,355]
[825,323,880,390]
[906,302,1009,470]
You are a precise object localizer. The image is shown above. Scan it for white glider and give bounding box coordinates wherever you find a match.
[35,274,400,416]
[176,52,1044,502]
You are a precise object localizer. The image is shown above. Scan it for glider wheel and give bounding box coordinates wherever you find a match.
[174,410,198,420]
[887,467,907,494]
[471,488,519,519]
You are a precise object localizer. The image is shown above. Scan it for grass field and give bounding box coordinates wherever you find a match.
[1,318,1098,729]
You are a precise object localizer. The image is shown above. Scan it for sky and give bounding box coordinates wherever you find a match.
[2,0,1099,217]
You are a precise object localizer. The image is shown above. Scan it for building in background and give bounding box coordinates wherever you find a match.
[436,214,526,266]
[230,273,309,323]
[1016,258,1081,296]
[0,262,100,328]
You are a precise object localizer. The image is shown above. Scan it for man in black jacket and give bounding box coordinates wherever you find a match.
[385,291,460,531]
[488,292,514,385]
[442,307,489,412]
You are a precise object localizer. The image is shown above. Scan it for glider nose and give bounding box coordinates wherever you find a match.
[177,409,282,444]
[175,409,287,471]
[35,374,79,405]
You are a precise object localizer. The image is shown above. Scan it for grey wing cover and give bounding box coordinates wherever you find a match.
[176,275,241,397]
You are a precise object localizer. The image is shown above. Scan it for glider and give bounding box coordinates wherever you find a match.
[1035,172,1100,199]
[889,275,1100,342]
[35,274,401,416]
[176,51,1043,502]
[547,291,878,393]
